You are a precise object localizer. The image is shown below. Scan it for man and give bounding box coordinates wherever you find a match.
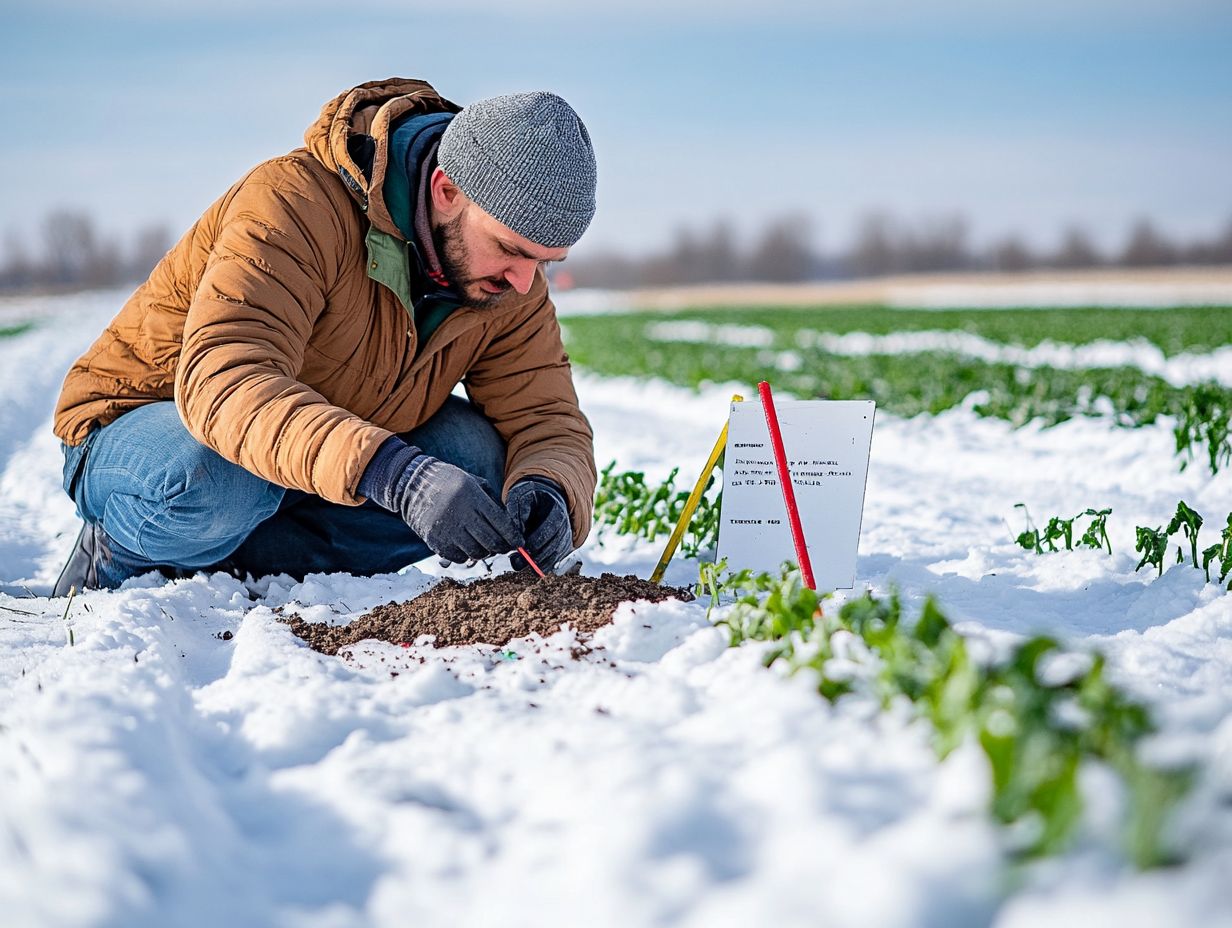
[51,78,598,594]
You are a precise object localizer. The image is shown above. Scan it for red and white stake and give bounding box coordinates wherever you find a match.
[758,381,816,590]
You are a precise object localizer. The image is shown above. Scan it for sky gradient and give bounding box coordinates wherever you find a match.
[2,1,1230,258]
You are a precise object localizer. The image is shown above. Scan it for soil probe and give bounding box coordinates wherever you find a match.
[518,546,547,578]
[758,381,817,590]
[650,393,744,584]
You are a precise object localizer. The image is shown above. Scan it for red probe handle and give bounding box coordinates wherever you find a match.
[758,381,816,590]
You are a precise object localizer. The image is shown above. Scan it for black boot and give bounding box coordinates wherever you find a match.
[53,522,110,597]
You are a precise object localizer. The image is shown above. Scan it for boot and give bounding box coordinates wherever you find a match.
[53,521,110,596]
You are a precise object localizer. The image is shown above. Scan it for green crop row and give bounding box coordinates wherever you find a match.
[1013,501,1232,586]
[1013,504,1112,555]
[0,322,33,340]
[696,562,1193,868]
[1136,504,1232,582]
[591,461,722,558]
[631,304,1232,357]
[563,314,1232,475]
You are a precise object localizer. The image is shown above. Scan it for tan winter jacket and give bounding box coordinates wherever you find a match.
[53,78,596,543]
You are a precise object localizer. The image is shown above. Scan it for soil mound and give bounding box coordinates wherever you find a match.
[284,571,693,654]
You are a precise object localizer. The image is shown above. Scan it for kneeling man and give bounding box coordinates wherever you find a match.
[52,78,598,593]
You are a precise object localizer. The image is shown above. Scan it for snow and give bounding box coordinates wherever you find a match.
[883,278,1232,309]
[644,319,778,348]
[2,290,1231,927]
[641,318,1232,387]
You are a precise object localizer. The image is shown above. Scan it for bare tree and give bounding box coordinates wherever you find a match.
[745,213,815,282]
[1050,225,1103,269]
[41,210,125,287]
[848,211,898,277]
[903,214,969,273]
[129,223,173,278]
[1120,218,1179,267]
[1209,216,1232,264]
[641,226,697,287]
[41,210,92,285]
[989,234,1034,272]
[1,228,34,290]
[696,218,741,283]
[1180,215,1232,265]
[562,248,642,289]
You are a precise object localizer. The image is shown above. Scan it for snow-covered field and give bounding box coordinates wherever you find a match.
[643,319,1232,388]
[1,290,1231,927]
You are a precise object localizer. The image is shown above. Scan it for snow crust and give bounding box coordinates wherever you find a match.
[1,291,1230,927]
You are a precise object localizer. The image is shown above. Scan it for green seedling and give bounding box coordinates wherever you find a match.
[1077,508,1113,554]
[1013,503,1043,553]
[1166,500,1203,568]
[697,558,757,617]
[703,563,1192,868]
[1015,504,1111,556]
[592,462,677,541]
[1175,383,1232,476]
[593,461,722,558]
[1134,526,1169,577]
[1200,513,1232,586]
[1134,502,1232,587]
[1044,515,1076,552]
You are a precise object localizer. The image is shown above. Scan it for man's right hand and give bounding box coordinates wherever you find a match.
[360,438,524,563]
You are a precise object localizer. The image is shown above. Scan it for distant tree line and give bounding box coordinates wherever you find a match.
[0,211,172,293]
[4,208,1231,294]
[564,211,1232,289]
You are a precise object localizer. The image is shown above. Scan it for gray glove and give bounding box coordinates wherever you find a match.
[506,476,574,572]
[360,439,524,563]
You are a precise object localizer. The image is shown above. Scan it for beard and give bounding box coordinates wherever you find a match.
[431,211,512,308]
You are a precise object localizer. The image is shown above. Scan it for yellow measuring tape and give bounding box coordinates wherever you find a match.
[650,393,744,584]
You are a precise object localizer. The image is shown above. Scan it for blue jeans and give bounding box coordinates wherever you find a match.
[61,397,507,587]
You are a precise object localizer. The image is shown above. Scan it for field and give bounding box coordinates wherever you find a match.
[1,290,1231,927]
[564,305,1232,473]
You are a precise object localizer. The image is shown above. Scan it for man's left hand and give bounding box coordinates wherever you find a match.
[505,477,573,572]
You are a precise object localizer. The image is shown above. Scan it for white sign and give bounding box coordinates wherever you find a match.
[717,399,875,589]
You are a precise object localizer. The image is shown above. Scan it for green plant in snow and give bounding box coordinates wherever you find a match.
[683,477,723,558]
[1175,383,1232,476]
[1076,508,1113,554]
[1200,513,1232,586]
[593,461,722,558]
[1044,515,1075,552]
[1014,504,1111,555]
[1166,500,1203,568]
[696,558,766,617]
[1013,503,1044,554]
[0,323,34,340]
[701,563,1193,867]
[1134,525,1169,577]
[1133,502,1232,584]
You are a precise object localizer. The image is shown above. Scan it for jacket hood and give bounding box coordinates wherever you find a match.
[305,78,462,240]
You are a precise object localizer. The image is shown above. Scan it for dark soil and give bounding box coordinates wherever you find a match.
[283,571,693,655]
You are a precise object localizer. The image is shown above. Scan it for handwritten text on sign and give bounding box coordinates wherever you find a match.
[718,399,875,588]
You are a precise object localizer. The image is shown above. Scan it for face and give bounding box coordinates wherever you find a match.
[429,171,570,307]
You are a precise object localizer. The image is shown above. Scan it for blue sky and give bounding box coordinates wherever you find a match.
[2,1,1230,258]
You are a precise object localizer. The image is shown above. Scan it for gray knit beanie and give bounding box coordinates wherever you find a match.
[438,91,597,249]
